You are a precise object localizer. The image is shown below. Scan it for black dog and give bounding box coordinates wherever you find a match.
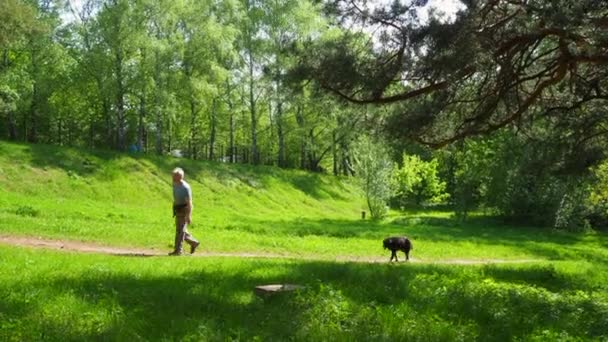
[383,236,413,262]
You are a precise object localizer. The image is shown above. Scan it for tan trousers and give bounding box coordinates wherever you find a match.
[173,215,199,253]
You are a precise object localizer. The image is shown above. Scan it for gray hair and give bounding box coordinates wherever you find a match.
[172,167,184,178]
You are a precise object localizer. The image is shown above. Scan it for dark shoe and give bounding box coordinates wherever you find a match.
[190,242,200,254]
[168,251,183,256]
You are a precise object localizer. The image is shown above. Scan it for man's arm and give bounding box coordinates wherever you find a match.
[186,188,194,224]
[185,184,193,224]
[185,198,193,224]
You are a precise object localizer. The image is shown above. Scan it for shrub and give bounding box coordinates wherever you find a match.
[14,205,39,217]
[392,154,449,207]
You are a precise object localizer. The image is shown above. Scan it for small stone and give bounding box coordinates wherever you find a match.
[254,284,305,297]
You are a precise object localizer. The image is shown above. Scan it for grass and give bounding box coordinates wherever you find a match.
[1,245,607,341]
[1,140,608,340]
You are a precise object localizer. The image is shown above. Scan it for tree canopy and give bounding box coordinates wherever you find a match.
[300,0,608,150]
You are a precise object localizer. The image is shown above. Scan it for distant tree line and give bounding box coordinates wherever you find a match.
[0,0,363,175]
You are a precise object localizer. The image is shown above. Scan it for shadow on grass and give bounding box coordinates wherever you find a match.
[174,160,351,201]
[3,259,607,341]
[11,141,351,202]
[24,143,120,177]
[238,215,582,242]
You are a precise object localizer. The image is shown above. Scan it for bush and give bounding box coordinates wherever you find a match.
[14,205,39,217]
[584,161,608,230]
[392,154,449,207]
[445,132,602,229]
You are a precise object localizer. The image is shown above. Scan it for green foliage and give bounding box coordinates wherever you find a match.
[584,162,608,230]
[353,136,393,220]
[392,153,449,207]
[0,0,41,50]
[309,0,608,153]
[443,132,603,230]
[0,0,351,172]
[446,140,490,221]
[0,85,18,112]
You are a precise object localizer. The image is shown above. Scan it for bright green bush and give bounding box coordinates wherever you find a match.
[392,153,449,207]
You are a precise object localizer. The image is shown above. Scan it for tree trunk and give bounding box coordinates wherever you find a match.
[103,99,113,148]
[307,128,317,171]
[155,108,163,155]
[28,85,38,143]
[189,97,197,159]
[332,130,338,176]
[277,101,286,168]
[167,116,172,153]
[88,116,94,148]
[295,106,306,169]
[229,109,235,163]
[138,95,146,153]
[1,49,16,140]
[28,46,38,143]
[137,48,148,153]
[22,108,28,142]
[6,110,17,140]
[248,50,259,165]
[115,48,127,151]
[67,118,74,146]
[7,111,17,140]
[57,118,63,145]
[154,51,164,155]
[209,98,217,160]
[225,81,236,163]
[341,139,354,176]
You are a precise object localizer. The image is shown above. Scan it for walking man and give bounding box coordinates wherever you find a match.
[169,167,200,256]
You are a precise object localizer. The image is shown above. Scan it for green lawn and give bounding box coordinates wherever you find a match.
[1,141,608,340]
[1,245,607,341]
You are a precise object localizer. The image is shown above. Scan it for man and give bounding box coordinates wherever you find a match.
[169,167,200,256]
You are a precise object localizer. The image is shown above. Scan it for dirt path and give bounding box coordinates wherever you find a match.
[0,235,542,265]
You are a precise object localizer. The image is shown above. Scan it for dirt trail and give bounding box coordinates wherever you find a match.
[0,235,542,265]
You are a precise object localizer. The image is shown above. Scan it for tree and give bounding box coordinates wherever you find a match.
[392,154,448,207]
[353,135,394,219]
[0,0,48,142]
[300,0,608,150]
[0,0,39,52]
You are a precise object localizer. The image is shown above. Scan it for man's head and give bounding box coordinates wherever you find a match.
[172,167,184,183]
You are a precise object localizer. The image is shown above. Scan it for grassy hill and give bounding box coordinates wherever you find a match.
[0,141,369,254]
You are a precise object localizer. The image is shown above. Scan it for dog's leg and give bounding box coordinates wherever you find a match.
[390,250,397,262]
